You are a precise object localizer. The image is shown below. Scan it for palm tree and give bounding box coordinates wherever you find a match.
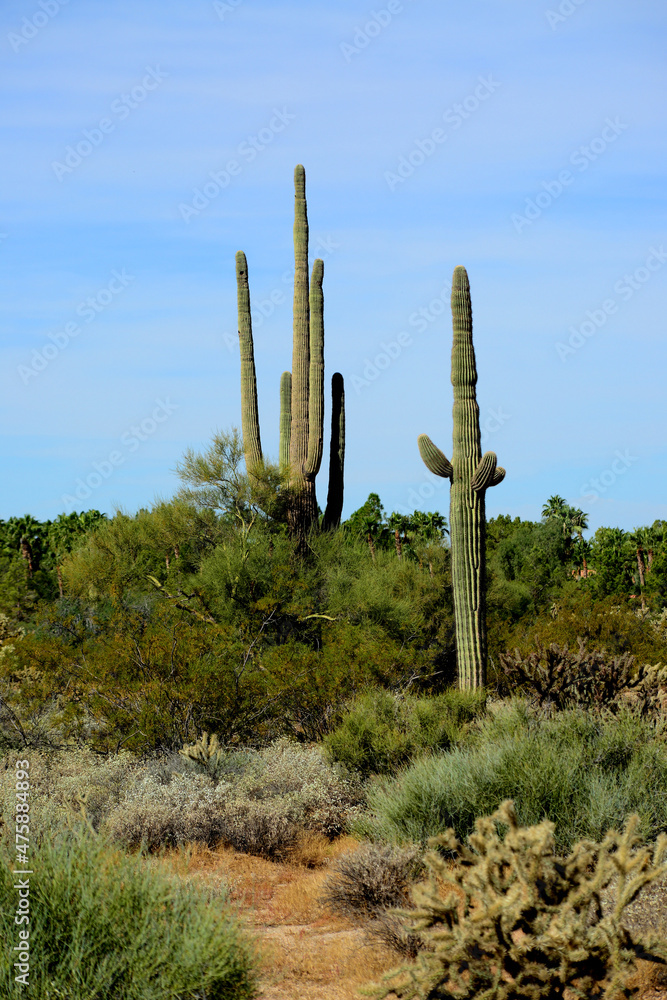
[542,496,588,561]
[629,526,654,609]
[541,495,568,529]
[387,512,411,560]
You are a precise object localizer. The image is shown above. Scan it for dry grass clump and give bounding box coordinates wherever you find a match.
[321,841,425,919]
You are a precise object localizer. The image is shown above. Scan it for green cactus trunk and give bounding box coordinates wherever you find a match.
[418,266,505,689]
[322,372,345,530]
[288,167,324,544]
[235,250,262,476]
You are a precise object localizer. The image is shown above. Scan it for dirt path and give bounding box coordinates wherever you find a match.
[156,837,667,1000]
[158,835,403,1000]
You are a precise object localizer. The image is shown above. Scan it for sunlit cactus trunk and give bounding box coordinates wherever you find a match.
[235,250,262,476]
[418,266,505,688]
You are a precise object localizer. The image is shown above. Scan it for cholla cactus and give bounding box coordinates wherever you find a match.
[367,800,667,1000]
[178,731,225,782]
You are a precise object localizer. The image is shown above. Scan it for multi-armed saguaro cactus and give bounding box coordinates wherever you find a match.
[236,166,345,542]
[418,266,505,688]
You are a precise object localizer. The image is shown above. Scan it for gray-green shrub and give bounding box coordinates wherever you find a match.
[1,738,364,858]
[353,703,667,850]
[107,737,364,855]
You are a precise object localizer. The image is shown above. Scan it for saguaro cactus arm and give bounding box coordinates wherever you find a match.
[279,371,292,471]
[471,452,498,492]
[418,435,453,481]
[235,250,263,474]
[305,257,324,478]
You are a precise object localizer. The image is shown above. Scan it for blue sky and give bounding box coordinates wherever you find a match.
[1,0,666,534]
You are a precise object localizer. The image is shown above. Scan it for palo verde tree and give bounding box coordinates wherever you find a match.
[418,266,505,689]
[236,165,346,551]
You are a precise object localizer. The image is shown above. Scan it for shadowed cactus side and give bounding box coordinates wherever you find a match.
[236,166,345,544]
[322,372,345,530]
[418,265,505,689]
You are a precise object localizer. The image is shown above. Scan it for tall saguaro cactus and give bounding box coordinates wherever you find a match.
[418,266,505,688]
[236,166,345,544]
[236,251,263,476]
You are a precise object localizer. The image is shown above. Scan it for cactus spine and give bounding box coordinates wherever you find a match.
[418,266,505,688]
[236,166,345,543]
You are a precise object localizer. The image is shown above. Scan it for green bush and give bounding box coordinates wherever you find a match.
[323,688,485,777]
[353,702,667,851]
[0,822,257,999]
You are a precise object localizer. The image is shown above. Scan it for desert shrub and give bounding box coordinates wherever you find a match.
[106,771,227,849]
[0,821,257,1000]
[353,703,667,851]
[232,736,365,839]
[107,737,364,856]
[496,639,667,714]
[366,801,667,1000]
[322,688,485,777]
[0,747,140,846]
[178,730,257,784]
[216,799,300,858]
[321,841,424,919]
